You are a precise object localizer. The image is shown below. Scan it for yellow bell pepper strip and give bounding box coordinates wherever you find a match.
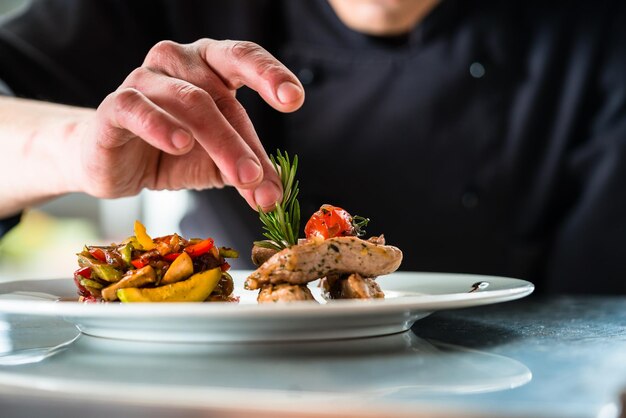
[117,267,221,302]
[133,220,156,250]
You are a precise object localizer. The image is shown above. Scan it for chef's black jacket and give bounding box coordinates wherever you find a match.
[1,0,625,294]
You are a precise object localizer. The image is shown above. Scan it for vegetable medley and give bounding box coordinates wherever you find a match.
[74,221,239,303]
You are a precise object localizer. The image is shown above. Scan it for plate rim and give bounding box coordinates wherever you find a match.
[0,271,534,318]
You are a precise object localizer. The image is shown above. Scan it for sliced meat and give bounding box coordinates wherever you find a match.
[323,273,385,300]
[257,283,316,303]
[367,235,386,245]
[246,236,402,290]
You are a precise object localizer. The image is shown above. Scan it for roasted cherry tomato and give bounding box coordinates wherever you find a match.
[304,204,355,240]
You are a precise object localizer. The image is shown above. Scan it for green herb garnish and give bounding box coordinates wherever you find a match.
[254,150,301,251]
[352,215,370,237]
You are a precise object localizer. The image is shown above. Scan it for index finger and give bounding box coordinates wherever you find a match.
[198,40,305,113]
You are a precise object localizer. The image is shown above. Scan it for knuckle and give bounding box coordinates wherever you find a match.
[137,108,164,135]
[174,83,209,111]
[124,67,150,86]
[228,40,290,85]
[113,88,142,114]
[151,40,181,55]
[215,128,242,149]
[112,89,165,136]
[146,40,183,66]
[227,41,285,80]
[228,40,263,60]
[214,95,248,125]
[255,60,286,80]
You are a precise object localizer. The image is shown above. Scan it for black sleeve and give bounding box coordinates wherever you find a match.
[0,0,170,107]
[545,3,626,294]
[0,213,22,239]
[0,0,281,105]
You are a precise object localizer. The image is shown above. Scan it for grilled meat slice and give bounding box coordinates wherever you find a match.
[257,283,316,303]
[246,236,402,290]
[322,273,384,300]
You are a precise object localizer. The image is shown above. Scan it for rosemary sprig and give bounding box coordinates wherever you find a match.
[351,215,370,237]
[254,150,301,251]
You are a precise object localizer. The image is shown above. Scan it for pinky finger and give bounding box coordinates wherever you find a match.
[98,88,194,155]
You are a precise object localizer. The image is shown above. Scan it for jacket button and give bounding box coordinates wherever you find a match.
[469,62,486,78]
[297,68,316,85]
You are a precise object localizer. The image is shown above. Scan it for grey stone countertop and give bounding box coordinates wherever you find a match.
[412,295,626,418]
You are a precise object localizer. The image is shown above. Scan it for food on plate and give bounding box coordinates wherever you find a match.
[247,233,403,288]
[73,220,239,303]
[322,273,385,300]
[257,283,316,303]
[248,151,403,303]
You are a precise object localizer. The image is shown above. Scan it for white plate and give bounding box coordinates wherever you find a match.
[0,271,534,342]
[0,327,532,416]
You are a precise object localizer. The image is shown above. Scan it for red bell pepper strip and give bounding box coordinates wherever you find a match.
[184,238,214,258]
[75,266,92,279]
[88,248,107,263]
[163,253,181,262]
[131,259,148,269]
[73,267,92,297]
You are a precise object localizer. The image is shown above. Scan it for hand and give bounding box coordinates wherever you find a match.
[75,39,304,210]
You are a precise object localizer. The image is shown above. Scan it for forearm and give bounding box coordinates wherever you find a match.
[0,96,93,218]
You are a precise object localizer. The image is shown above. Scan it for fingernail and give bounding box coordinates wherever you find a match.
[172,129,193,150]
[276,81,302,104]
[254,180,282,209]
[237,158,262,185]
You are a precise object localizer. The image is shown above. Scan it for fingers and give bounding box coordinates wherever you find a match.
[143,39,305,113]
[199,40,305,113]
[100,39,296,209]
[141,41,290,208]
[122,68,282,209]
[97,88,194,155]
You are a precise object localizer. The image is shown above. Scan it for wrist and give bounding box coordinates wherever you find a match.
[55,113,95,195]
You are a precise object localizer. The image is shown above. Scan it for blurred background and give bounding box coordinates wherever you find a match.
[0,0,189,281]
[0,190,190,280]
